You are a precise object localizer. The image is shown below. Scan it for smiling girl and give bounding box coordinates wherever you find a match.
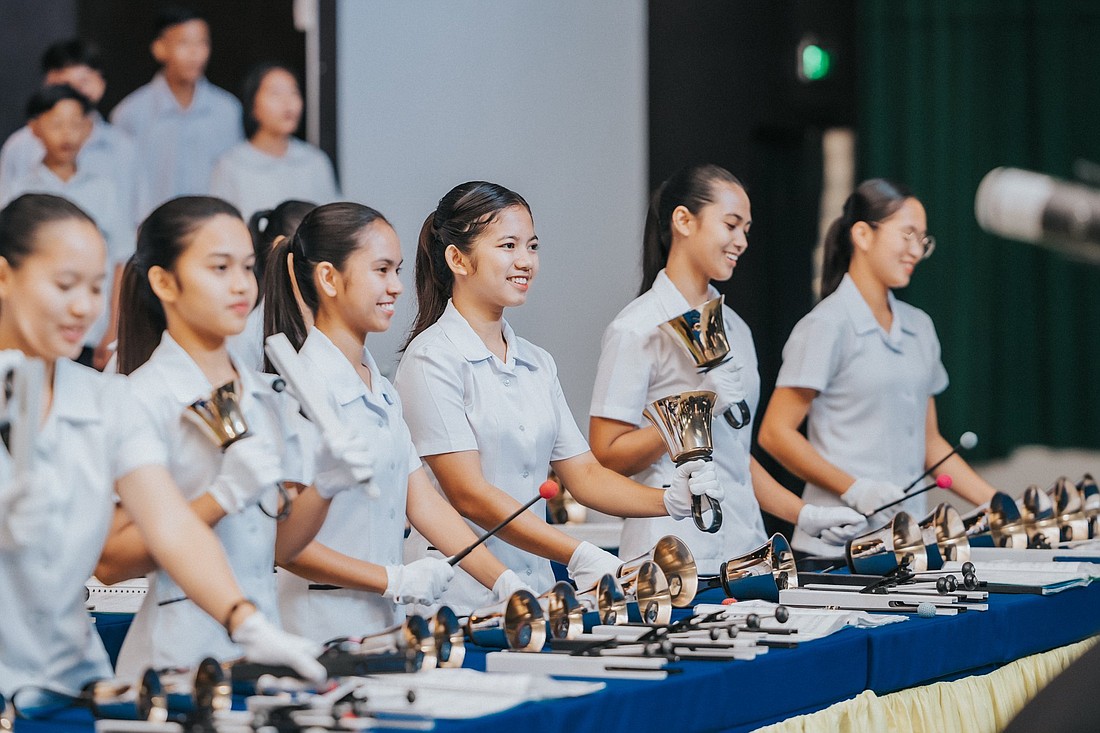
[394,181,723,611]
[758,178,997,553]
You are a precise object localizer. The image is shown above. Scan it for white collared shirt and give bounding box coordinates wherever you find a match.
[0,360,166,697]
[277,329,420,641]
[115,332,311,679]
[394,300,589,612]
[1,162,135,347]
[0,113,143,227]
[210,139,338,220]
[777,273,949,545]
[589,269,767,573]
[111,74,242,214]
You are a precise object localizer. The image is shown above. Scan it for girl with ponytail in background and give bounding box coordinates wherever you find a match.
[588,164,866,568]
[758,179,997,555]
[263,201,525,635]
[394,181,723,611]
[99,196,372,678]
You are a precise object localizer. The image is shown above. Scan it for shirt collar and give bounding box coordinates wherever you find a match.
[651,269,722,320]
[300,328,372,407]
[150,331,269,406]
[51,359,101,424]
[836,273,915,350]
[436,300,538,370]
[151,72,214,115]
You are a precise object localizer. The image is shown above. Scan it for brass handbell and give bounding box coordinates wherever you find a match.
[185,381,250,450]
[538,581,586,640]
[1048,477,1090,543]
[82,668,168,723]
[357,614,439,671]
[643,391,723,533]
[705,533,798,603]
[660,296,751,429]
[846,512,928,576]
[617,560,672,624]
[466,589,547,652]
[961,492,1029,548]
[918,504,971,570]
[1076,474,1100,538]
[1018,485,1061,549]
[432,606,466,668]
[619,535,698,608]
[575,573,630,626]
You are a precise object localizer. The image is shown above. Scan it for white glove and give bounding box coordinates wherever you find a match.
[231,611,325,683]
[567,541,622,592]
[663,458,724,521]
[842,478,907,521]
[796,504,868,545]
[383,558,455,604]
[208,436,283,514]
[312,432,375,500]
[491,568,533,603]
[698,359,747,415]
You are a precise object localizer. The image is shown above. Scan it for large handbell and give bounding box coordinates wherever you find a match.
[185,381,291,520]
[575,573,629,626]
[185,381,250,450]
[357,615,438,671]
[918,503,971,570]
[1048,477,1090,543]
[431,606,465,668]
[618,560,672,624]
[961,492,1028,548]
[466,589,547,652]
[1018,485,1061,549]
[81,668,168,722]
[619,535,698,608]
[643,390,723,533]
[660,296,751,429]
[1077,474,1100,538]
[707,533,798,602]
[846,512,928,576]
[539,581,585,640]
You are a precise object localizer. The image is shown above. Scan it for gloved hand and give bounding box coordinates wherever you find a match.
[567,541,622,592]
[796,504,868,545]
[231,611,326,683]
[491,568,534,603]
[842,478,907,521]
[208,436,283,515]
[383,558,455,604]
[313,432,375,500]
[698,359,747,415]
[663,459,724,521]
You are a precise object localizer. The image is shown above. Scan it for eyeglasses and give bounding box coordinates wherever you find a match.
[867,222,936,260]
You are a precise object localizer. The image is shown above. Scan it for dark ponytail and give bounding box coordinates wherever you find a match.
[248,199,315,292]
[641,164,744,295]
[263,202,390,370]
[404,181,530,349]
[820,178,915,299]
[0,193,95,269]
[117,196,242,375]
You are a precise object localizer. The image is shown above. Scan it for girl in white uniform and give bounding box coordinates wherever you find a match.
[0,193,321,701]
[394,181,723,612]
[264,202,526,639]
[588,164,866,572]
[96,196,371,679]
[210,64,338,220]
[758,178,998,555]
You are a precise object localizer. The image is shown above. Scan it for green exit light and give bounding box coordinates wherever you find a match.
[800,43,832,82]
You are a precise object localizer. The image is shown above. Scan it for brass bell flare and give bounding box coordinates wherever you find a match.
[918,503,971,570]
[620,534,699,608]
[711,533,798,602]
[846,512,928,576]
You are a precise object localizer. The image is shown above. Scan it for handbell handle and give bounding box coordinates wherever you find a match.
[692,493,723,533]
[722,400,752,429]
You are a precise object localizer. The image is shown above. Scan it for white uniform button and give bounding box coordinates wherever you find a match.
[525,568,533,576]
[377,420,384,428]
[522,470,529,478]
[519,425,525,431]
[503,379,511,386]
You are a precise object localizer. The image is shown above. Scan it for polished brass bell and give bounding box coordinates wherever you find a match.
[711,533,798,602]
[619,535,699,608]
[918,503,971,570]
[185,381,250,450]
[846,512,928,576]
[659,296,731,370]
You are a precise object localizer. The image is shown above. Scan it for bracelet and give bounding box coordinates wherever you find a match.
[223,597,257,633]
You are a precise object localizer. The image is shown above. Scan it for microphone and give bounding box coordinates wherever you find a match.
[902,431,977,494]
[864,474,953,518]
[446,480,560,566]
[975,167,1100,264]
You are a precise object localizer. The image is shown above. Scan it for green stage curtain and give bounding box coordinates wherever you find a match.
[857,0,1100,459]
